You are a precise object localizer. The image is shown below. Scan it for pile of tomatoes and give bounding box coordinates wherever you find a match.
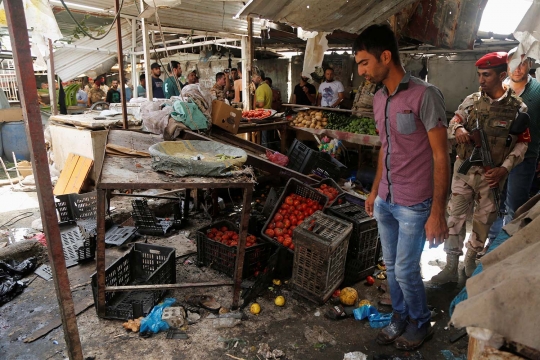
[263,194,324,250]
[242,109,272,120]
[314,183,341,202]
[206,225,258,248]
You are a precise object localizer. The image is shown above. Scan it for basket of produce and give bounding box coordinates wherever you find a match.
[197,220,272,278]
[325,112,377,135]
[290,109,327,129]
[241,109,276,121]
[291,210,352,304]
[312,178,343,206]
[261,178,328,253]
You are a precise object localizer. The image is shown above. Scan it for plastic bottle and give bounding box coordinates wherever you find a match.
[212,318,241,328]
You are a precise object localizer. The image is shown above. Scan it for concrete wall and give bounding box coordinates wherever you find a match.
[427,54,481,114]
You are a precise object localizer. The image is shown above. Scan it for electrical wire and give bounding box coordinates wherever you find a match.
[59,0,125,41]
[0,212,34,229]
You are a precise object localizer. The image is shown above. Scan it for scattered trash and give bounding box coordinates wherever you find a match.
[257,342,285,359]
[166,328,188,340]
[183,259,193,265]
[187,311,200,324]
[31,233,47,247]
[139,298,176,334]
[31,218,43,231]
[123,317,144,332]
[218,336,247,350]
[373,351,424,359]
[52,340,58,345]
[368,313,393,328]
[186,294,221,312]
[449,329,468,343]
[178,230,190,237]
[8,228,37,243]
[34,264,53,281]
[0,257,37,306]
[344,352,367,360]
[353,305,378,320]
[207,311,244,320]
[212,318,241,329]
[444,326,449,330]
[219,307,229,315]
[440,350,467,360]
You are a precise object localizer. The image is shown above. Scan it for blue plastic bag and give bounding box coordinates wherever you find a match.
[139,298,176,334]
[353,305,379,320]
[368,312,393,328]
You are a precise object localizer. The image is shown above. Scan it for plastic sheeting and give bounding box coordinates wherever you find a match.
[149,140,247,177]
[302,32,329,79]
[509,0,540,72]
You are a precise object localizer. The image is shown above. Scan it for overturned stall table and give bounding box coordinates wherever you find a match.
[95,130,256,316]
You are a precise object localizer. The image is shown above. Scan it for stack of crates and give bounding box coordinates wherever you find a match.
[291,211,352,304]
[327,193,380,284]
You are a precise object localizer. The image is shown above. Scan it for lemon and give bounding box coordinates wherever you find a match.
[250,303,261,315]
[272,279,282,286]
[274,296,285,307]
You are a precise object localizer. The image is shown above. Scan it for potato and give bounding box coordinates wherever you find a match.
[315,115,322,121]
[310,123,316,128]
[322,117,328,122]
[306,121,312,126]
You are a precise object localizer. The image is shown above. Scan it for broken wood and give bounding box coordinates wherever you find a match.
[53,153,93,195]
[24,298,94,343]
[105,280,234,292]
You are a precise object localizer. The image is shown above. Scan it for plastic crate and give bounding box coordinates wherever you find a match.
[131,199,182,236]
[55,192,97,223]
[91,243,176,320]
[311,152,347,181]
[59,222,96,266]
[291,211,352,304]
[196,220,272,278]
[327,193,380,284]
[286,138,319,174]
[312,178,344,206]
[261,178,329,253]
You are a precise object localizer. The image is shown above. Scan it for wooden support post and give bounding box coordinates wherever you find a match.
[140,0,152,99]
[47,39,58,115]
[115,0,128,129]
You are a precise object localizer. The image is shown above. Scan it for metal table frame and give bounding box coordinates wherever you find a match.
[95,130,255,317]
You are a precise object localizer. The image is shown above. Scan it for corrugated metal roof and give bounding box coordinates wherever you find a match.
[53,19,135,81]
[238,0,418,34]
[52,0,261,36]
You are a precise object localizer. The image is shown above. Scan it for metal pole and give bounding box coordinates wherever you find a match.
[115,0,128,129]
[140,0,152,99]
[3,1,84,359]
[47,39,58,115]
[247,16,254,110]
[131,19,139,98]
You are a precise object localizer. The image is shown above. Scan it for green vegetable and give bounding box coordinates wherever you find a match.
[324,112,377,135]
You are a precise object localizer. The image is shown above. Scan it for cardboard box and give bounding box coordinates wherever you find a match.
[211,100,242,134]
[0,107,23,123]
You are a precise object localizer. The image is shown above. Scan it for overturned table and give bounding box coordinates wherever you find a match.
[95,130,256,317]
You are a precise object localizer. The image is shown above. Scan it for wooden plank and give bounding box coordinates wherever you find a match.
[53,153,78,195]
[64,156,93,194]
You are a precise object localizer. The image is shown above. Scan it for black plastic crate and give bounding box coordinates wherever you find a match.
[55,192,97,223]
[327,193,380,284]
[91,243,176,320]
[311,152,347,181]
[291,211,352,304]
[261,178,329,253]
[312,178,344,206]
[286,139,319,174]
[131,199,182,236]
[196,220,272,278]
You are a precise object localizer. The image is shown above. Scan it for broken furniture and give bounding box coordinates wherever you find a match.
[94,130,256,317]
[131,198,183,236]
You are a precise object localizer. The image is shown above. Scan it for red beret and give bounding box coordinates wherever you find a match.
[476,52,508,69]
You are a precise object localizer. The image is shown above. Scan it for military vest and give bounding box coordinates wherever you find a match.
[456,89,523,167]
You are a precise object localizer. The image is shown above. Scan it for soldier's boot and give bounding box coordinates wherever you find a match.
[430,254,459,284]
[464,249,478,277]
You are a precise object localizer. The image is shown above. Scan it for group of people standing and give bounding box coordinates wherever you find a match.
[353,24,539,351]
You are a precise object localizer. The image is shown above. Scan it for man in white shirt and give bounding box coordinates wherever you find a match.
[317,68,345,107]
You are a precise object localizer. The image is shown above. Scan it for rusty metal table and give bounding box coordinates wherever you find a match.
[95,130,256,317]
[235,119,290,154]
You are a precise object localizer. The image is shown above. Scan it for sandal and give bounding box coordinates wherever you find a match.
[324,305,355,320]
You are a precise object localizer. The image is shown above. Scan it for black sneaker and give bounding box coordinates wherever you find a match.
[376,312,408,345]
[394,319,434,350]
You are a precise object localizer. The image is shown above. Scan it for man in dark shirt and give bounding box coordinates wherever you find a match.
[151,62,165,98]
[106,80,121,103]
[164,61,182,98]
[292,75,316,105]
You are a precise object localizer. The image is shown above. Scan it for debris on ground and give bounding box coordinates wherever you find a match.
[0,257,37,305]
[344,352,368,360]
[257,343,285,359]
[122,317,144,332]
[304,325,337,346]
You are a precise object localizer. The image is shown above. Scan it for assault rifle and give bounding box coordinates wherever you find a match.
[457,127,502,215]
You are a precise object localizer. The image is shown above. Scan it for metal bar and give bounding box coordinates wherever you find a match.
[236,120,290,133]
[131,19,139,98]
[47,39,58,115]
[105,281,234,292]
[115,0,128,129]
[3,1,83,358]
[282,103,353,114]
[111,193,179,200]
[131,38,239,56]
[96,189,107,317]
[232,185,253,308]
[140,0,152,99]
[146,25,243,39]
[247,17,254,111]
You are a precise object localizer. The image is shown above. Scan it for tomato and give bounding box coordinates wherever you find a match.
[289,243,295,250]
[274,228,284,236]
[293,200,300,206]
[283,219,291,229]
[332,289,341,298]
[366,276,375,286]
[208,233,215,239]
[268,222,276,230]
[222,234,230,241]
[290,225,296,232]
[274,213,283,222]
[301,204,307,211]
[281,204,289,210]
[277,236,284,244]
[290,215,297,223]
[215,236,222,241]
[285,196,294,205]
[320,184,327,189]
[279,209,287,215]
[221,226,228,232]
[307,208,314,215]
[317,205,323,210]
[283,238,292,247]
[275,221,284,229]
[230,241,238,247]
[210,227,218,233]
[265,229,275,237]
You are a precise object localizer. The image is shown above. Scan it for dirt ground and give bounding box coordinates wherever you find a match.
[0,188,470,360]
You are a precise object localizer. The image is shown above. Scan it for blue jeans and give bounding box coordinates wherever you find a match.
[489,157,537,240]
[373,196,431,327]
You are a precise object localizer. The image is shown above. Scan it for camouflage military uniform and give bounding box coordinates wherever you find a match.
[210,83,226,102]
[446,87,528,255]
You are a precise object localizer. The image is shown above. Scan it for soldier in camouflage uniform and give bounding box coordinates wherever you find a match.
[432,52,531,284]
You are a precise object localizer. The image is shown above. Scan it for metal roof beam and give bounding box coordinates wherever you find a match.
[146,24,243,40]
